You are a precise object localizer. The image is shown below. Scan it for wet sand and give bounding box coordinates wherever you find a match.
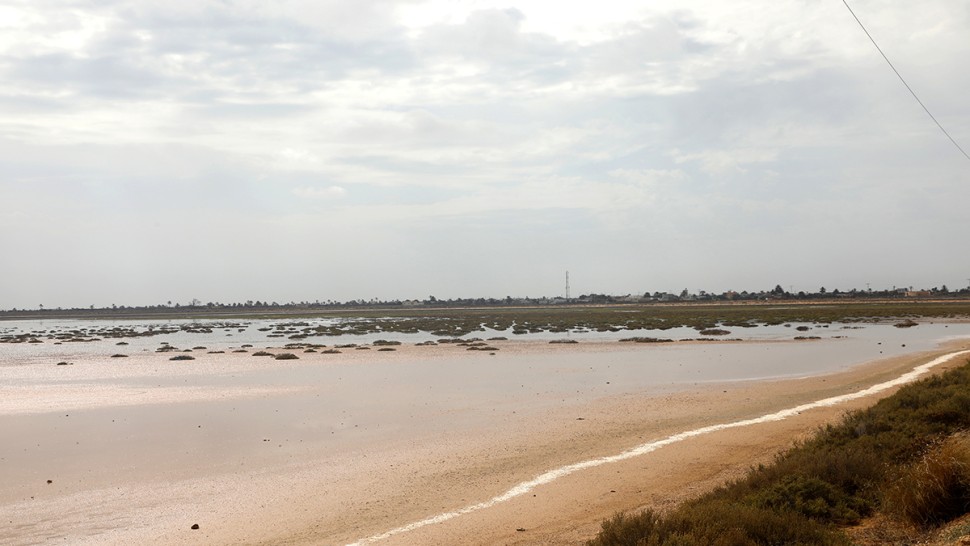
[2,336,970,545]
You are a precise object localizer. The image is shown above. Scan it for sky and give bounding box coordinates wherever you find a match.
[1,0,969,309]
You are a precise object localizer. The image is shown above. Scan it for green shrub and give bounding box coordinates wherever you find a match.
[588,511,663,546]
[749,475,865,524]
[587,501,843,546]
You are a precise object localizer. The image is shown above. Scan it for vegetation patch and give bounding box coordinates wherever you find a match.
[618,337,674,343]
[169,355,194,361]
[274,353,299,360]
[884,433,970,528]
[588,358,970,546]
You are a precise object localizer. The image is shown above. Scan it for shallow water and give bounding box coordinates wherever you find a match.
[1,316,966,360]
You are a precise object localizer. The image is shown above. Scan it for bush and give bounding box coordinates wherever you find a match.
[884,433,970,528]
[588,502,843,546]
[588,511,663,546]
[749,475,865,524]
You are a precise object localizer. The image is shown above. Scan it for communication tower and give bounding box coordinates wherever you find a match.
[565,271,570,300]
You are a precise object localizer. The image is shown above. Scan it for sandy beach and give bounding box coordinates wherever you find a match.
[2,329,970,546]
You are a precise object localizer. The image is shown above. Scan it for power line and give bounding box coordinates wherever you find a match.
[840,0,970,162]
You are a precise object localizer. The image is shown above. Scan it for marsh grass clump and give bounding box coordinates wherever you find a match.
[884,433,970,528]
[252,351,273,357]
[698,328,731,336]
[618,337,674,343]
[169,355,194,361]
[589,502,840,546]
[274,353,299,360]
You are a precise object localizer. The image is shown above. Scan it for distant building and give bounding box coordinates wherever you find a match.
[905,290,931,298]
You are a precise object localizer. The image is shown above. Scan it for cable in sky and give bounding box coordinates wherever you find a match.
[841,0,970,162]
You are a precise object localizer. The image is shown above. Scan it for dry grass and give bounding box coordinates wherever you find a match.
[885,433,970,528]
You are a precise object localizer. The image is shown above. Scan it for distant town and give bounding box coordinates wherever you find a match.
[4,284,970,318]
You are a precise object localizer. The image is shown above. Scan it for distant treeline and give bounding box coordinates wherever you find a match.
[4,284,970,317]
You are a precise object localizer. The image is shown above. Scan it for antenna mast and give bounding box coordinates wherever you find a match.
[565,270,570,300]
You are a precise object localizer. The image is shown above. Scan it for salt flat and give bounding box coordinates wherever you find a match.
[1,321,968,545]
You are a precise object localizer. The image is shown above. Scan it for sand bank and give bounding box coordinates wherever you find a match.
[1,334,969,545]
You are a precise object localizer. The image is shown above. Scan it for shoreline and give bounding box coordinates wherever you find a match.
[348,347,970,545]
[2,336,969,545]
[345,341,970,546]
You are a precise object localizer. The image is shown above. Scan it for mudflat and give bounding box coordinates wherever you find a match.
[2,334,969,546]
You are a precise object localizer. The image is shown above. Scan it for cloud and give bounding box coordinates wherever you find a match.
[1,0,969,307]
[292,185,348,199]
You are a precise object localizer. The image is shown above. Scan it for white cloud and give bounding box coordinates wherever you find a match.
[1,0,969,307]
[292,185,348,199]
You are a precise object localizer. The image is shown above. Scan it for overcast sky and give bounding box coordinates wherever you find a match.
[1,0,968,309]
